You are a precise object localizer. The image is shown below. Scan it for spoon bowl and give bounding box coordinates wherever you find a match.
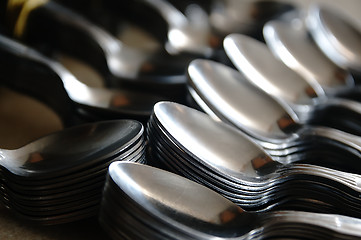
[224,33,361,135]
[306,4,361,74]
[263,18,355,95]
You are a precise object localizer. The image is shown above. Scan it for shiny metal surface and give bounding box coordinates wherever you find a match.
[224,33,325,107]
[263,19,354,93]
[0,119,145,224]
[141,0,214,56]
[306,4,361,73]
[108,161,246,238]
[2,0,361,238]
[153,101,273,179]
[223,33,361,128]
[0,120,142,177]
[187,60,361,166]
[147,101,361,220]
[187,59,295,141]
[0,35,164,121]
[101,161,361,239]
[5,0,187,99]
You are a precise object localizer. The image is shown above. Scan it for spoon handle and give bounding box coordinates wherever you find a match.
[287,163,361,193]
[308,97,361,136]
[0,34,75,126]
[301,125,361,156]
[260,210,361,238]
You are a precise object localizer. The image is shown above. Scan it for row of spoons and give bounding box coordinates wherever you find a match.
[0,0,294,227]
[1,0,298,108]
[147,101,361,218]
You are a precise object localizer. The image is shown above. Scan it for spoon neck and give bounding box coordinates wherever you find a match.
[284,163,361,192]
[263,210,361,238]
[0,35,77,126]
[299,125,361,153]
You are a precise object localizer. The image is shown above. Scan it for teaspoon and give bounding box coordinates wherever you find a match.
[224,33,361,135]
[5,0,187,97]
[0,119,145,224]
[187,59,361,174]
[147,101,361,217]
[100,161,361,239]
[0,34,164,123]
[306,4,361,74]
[263,19,360,99]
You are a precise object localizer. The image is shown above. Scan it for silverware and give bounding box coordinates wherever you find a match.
[187,59,361,174]
[223,33,361,135]
[0,120,145,224]
[0,34,165,123]
[100,161,361,239]
[5,0,187,99]
[147,101,361,218]
[263,17,361,103]
[306,4,361,74]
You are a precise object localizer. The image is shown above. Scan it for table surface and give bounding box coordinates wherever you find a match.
[1,0,360,239]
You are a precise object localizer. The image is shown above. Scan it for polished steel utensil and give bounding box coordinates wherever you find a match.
[5,0,187,99]
[0,34,164,124]
[187,59,361,174]
[264,19,355,95]
[0,119,145,224]
[224,33,361,135]
[100,161,361,239]
[306,4,361,74]
[147,102,361,218]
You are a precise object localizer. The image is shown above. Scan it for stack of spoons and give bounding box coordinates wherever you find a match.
[147,101,361,218]
[187,59,361,175]
[0,119,145,225]
[99,161,361,240]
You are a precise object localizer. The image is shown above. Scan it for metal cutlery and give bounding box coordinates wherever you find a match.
[100,161,361,239]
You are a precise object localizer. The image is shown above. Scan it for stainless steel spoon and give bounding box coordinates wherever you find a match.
[187,59,361,173]
[0,120,142,178]
[0,34,165,123]
[306,4,361,74]
[0,119,145,224]
[224,33,361,133]
[147,101,361,217]
[263,18,356,97]
[100,161,361,239]
[5,0,187,97]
